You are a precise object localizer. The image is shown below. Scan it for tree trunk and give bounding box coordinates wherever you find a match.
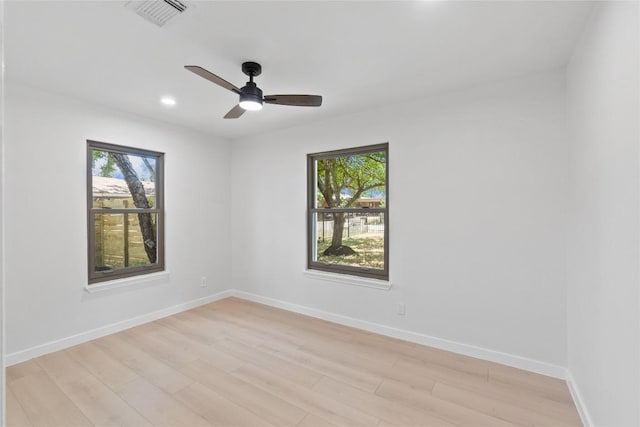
[323,213,356,256]
[332,212,345,247]
[142,157,155,182]
[110,153,157,264]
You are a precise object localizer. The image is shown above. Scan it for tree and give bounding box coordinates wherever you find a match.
[110,153,157,263]
[316,152,385,256]
[142,157,155,182]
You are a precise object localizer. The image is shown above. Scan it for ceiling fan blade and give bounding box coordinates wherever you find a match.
[185,65,241,94]
[224,104,246,119]
[263,95,322,107]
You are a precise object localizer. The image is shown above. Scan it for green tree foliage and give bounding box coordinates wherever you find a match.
[316,151,386,255]
[317,151,386,208]
[92,150,117,177]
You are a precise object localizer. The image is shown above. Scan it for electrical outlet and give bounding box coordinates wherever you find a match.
[397,303,406,316]
[200,276,207,287]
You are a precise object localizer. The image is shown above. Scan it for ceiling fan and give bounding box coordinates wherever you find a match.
[185,61,323,119]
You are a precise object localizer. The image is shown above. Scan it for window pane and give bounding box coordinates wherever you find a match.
[94,213,157,271]
[313,212,385,270]
[91,149,157,209]
[315,150,386,209]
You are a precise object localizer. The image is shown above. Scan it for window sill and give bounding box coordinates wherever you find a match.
[303,269,391,290]
[85,271,171,293]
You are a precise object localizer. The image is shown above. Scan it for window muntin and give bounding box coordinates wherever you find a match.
[307,144,388,280]
[87,140,164,284]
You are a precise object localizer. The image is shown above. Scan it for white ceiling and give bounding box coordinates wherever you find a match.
[5,1,594,140]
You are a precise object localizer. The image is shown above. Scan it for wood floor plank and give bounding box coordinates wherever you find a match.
[288,336,423,391]
[10,371,93,427]
[488,364,573,404]
[200,300,309,350]
[212,338,323,388]
[297,333,398,371]
[156,311,224,345]
[223,298,372,356]
[66,341,139,390]
[181,358,307,426]
[116,377,212,427]
[297,413,337,427]
[138,320,245,372]
[312,376,456,427]
[189,306,277,348]
[217,298,355,343]
[174,382,276,427]
[405,356,581,423]
[432,382,582,427]
[258,339,384,393]
[394,355,490,387]
[406,344,490,378]
[394,355,580,421]
[302,329,407,368]
[374,378,519,427]
[375,375,435,398]
[176,307,267,348]
[6,387,34,427]
[200,302,313,352]
[270,331,436,394]
[232,362,381,427]
[124,322,201,368]
[354,329,418,358]
[6,360,43,385]
[93,332,194,394]
[38,350,153,427]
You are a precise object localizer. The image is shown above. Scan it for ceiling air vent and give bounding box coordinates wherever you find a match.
[126,0,188,27]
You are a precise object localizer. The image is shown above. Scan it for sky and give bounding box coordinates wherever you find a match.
[92,152,156,182]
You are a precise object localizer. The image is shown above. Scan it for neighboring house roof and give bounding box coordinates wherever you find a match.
[92,176,155,197]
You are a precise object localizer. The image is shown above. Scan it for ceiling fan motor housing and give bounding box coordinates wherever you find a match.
[240,81,263,108]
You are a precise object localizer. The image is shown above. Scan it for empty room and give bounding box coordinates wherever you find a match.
[1,1,638,426]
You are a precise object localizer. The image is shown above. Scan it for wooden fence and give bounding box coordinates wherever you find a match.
[94,196,155,268]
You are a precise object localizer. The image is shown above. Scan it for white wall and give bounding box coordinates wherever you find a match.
[566,2,640,426]
[4,83,232,357]
[231,71,568,368]
[1,0,5,421]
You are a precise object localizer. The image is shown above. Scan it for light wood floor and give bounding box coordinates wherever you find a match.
[6,297,582,427]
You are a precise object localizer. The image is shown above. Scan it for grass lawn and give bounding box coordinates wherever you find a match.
[316,235,384,269]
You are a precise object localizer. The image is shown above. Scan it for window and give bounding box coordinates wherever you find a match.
[87,140,164,284]
[307,143,388,280]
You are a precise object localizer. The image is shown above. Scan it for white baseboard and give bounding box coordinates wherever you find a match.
[4,289,234,366]
[566,371,594,427]
[232,290,568,380]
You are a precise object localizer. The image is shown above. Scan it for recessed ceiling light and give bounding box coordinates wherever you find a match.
[161,96,176,106]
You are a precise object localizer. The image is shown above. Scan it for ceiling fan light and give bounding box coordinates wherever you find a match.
[239,99,263,111]
[160,96,176,106]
